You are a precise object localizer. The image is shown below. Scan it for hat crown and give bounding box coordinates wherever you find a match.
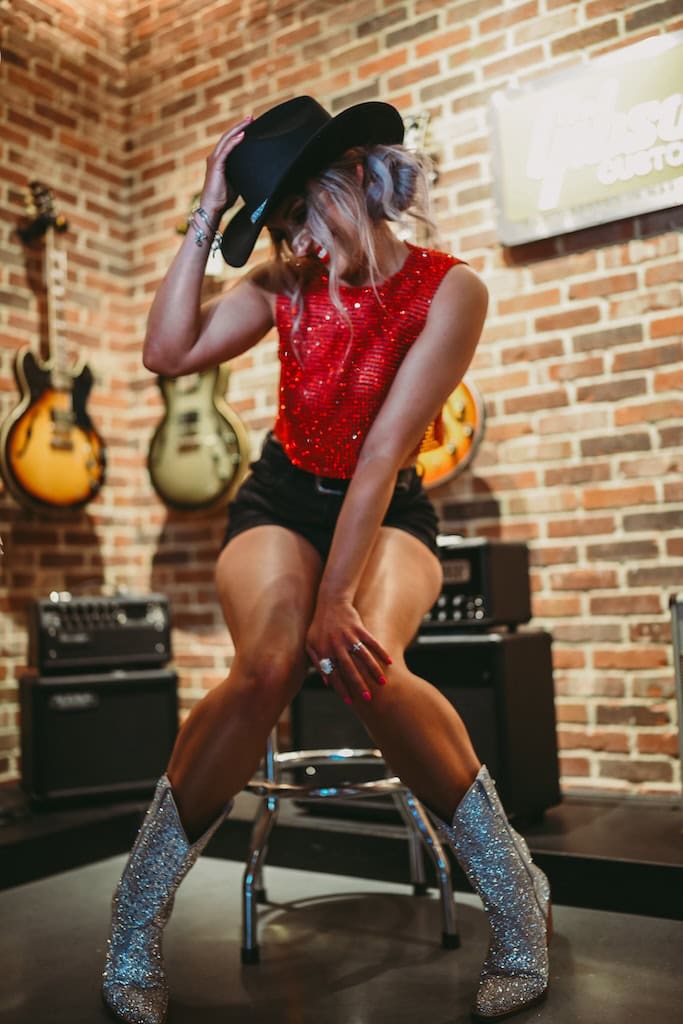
[225,96,331,215]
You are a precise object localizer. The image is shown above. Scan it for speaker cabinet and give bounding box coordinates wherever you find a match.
[291,631,560,821]
[19,669,179,806]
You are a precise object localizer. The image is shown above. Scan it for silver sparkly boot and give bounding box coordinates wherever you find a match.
[433,765,551,1021]
[102,774,232,1024]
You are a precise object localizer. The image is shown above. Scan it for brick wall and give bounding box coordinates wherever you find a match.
[1,0,681,796]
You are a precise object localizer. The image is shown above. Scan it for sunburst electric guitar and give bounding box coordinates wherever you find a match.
[147,366,250,512]
[417,377,485,489]
[0,184,106,514]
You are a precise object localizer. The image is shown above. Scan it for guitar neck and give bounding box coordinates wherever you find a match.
[45,227,70,389]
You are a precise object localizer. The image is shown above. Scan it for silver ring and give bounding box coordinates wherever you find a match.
[319,657,336,676]
[349,641,364,654]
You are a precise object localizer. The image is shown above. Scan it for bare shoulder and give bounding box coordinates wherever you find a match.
[430,261,488,319]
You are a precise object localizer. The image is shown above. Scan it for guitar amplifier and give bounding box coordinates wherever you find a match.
[422,537,531,631]
[28,592,172,674]
[290,631,560,822]
[20,668,178,805]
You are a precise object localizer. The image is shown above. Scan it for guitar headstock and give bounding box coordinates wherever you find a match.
[17,181,69,244]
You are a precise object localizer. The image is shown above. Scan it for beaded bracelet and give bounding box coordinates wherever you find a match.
[188,206,223,254]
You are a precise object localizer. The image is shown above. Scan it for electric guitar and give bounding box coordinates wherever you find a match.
[0,184,106,514]
[417,377,485,489]
[147,365,250,512]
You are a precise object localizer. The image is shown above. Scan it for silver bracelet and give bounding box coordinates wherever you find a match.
[188,206,223,253]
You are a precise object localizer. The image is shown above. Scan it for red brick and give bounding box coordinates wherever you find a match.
[547,516,617,539]
[637,733,680,757]
[556,704,589,724]
[536,306,601,332]
[498,287,561,314]
[415,26,471,57]
[569,272,637,299]
[558,728,629,753]
[483,44,544,79]
[559,756,591,777]
[547,355,604,382]
[644,260,683,286]
[358,49,407,79]
[650,314,683,339]
[594,648,669,670]
[615,399,683,427]
[613,342,683,372]
[552,648,587,669]
[504,389,568,414]
[583,483,657,510]
[598,759,672,784]
[532,596,582,618]
[500,338,564,364]
[550,568,619,591]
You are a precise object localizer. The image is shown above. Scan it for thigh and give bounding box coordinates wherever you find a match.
[216,524,323,654]
[355,526,442,653]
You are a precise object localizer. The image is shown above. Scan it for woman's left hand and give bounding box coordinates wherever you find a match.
[306,598,392,705]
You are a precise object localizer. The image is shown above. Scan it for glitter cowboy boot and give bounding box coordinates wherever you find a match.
[102,774,232,1024]
[433,765,551,1021]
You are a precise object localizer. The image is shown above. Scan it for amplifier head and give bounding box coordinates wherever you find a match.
[421,536,531,631]
[29,592,172,673]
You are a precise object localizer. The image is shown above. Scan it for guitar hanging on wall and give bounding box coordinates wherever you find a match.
[417,376,486,489]
[147,365,250,512]
[146,192,250,513]
[0,183,106,514]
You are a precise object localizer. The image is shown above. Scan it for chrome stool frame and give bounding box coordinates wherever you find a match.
[241,725,460,963]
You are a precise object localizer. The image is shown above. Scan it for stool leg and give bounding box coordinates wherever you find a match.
[241,794,279,964]
[242,729,281,965]
[392,791,428,895]
[397,790,460,949]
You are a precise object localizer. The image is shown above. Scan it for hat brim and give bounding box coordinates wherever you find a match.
[220,101,405,268]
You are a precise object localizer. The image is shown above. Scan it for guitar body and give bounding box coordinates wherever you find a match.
[148,365,249,512]
[0,348,106,512]
[417,377,485,489]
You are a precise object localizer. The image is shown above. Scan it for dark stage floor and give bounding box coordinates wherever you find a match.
[1,855,682,1024]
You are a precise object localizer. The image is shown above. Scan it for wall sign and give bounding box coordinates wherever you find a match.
[489,32,683,246]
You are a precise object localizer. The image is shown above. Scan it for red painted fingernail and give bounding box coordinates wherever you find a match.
[386,658,393,665]
[378,676,387,686]
[362,690,372,702]
[344,696,353,705]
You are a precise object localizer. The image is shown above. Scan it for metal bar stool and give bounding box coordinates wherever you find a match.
[241,724,460,963]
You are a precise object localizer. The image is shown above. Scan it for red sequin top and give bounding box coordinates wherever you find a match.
[273,243,463,478]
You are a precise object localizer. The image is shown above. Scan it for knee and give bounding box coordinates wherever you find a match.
[232,645,306,714]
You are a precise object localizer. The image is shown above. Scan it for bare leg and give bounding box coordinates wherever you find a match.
[167,525,322,838]
[352,527,481,821]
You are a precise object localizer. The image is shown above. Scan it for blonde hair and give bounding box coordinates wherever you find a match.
[268,144,435,334]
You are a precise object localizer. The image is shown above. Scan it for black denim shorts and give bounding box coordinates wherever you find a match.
[222,434,439,561]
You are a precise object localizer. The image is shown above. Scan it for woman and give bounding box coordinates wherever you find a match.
[102,96,550,1024]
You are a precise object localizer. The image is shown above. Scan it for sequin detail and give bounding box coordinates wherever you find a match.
[433,766,550,1021]
[102,775,232,1024]
[274,244,463,477]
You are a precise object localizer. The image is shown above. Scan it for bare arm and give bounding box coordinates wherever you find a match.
[306,263,488,697]
[142,117,275,377]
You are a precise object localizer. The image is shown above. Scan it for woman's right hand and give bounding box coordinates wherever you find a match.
[198,115,253,226]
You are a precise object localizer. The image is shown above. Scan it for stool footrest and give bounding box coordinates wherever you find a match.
[244,775,405,799]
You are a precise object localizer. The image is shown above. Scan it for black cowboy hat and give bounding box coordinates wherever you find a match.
[220,95,405,267]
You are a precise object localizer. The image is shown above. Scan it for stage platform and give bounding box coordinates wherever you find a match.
[1,854,681,1024]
